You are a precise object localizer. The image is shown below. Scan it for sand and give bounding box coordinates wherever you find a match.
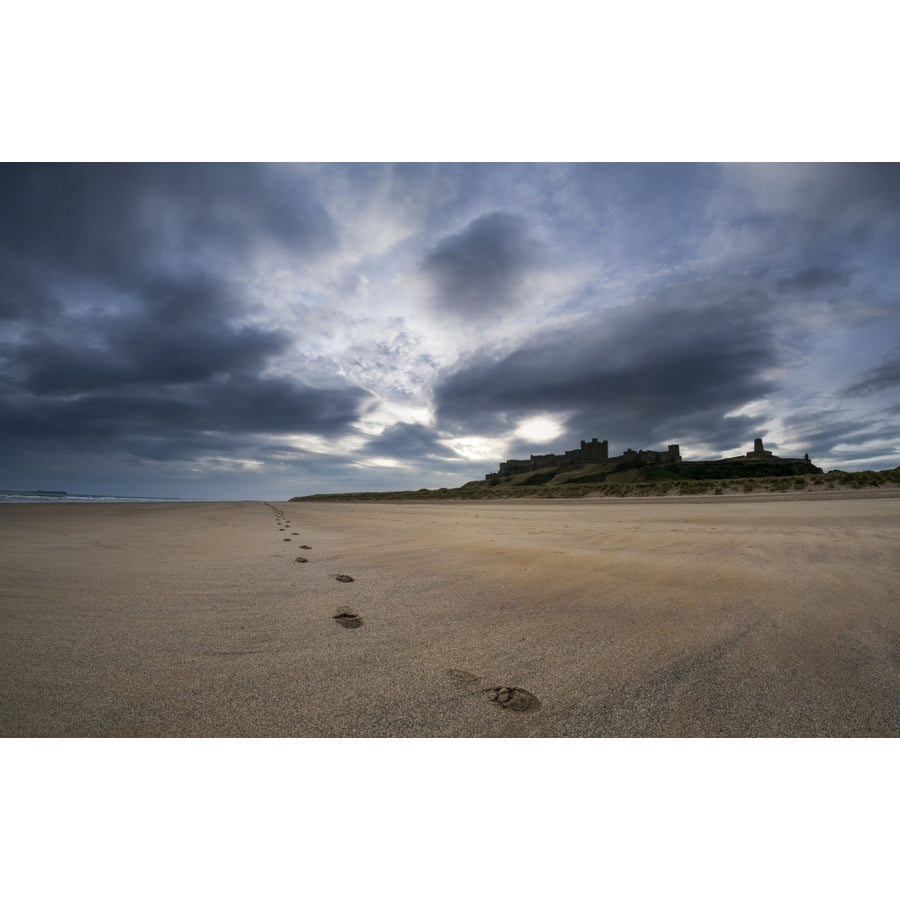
[1,495,898,737]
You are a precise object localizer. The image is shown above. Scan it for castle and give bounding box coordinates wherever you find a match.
[486,437,682,480]
[485,436,816,482]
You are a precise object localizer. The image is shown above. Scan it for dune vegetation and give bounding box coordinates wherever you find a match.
[291,463,900,502]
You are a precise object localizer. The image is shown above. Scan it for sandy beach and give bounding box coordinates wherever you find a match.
[1,495,898,737]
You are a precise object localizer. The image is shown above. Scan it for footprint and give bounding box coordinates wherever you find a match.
[333,607,362,629]
[334,574,354,583]
[299,545,312,549]
[484,686,541,712]
[283,538,292,541]
[291,532,299,535]
[295,557,308,563]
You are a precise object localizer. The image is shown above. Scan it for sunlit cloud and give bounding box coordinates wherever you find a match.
[514,414,565,444]
[189,456,266,474]
[284,433,367,456]
[352,457,408,469]
[441,435,510,462]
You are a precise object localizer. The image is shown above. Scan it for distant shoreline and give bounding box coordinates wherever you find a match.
[0,490,197,504]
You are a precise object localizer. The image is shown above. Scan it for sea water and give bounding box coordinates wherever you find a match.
[0,489,199,503]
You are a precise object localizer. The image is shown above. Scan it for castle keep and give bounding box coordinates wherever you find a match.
[486,437,682,480]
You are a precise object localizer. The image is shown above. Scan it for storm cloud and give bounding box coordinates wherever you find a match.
[843,357,900,397]
[776,266,853,294]
[0,164,367,493]
[434,279,778,451]
[419,211,543,318]
[0,164,336,277]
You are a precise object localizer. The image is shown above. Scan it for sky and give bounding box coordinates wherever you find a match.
[1,162,899,498]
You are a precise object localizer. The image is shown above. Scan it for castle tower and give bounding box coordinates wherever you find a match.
[747,437,773,458]
[580,438,608,461]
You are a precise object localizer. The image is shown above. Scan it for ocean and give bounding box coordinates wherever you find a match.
[0,489,199,503]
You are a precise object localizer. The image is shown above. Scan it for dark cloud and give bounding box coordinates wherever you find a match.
[11,275,291,396]
[0,164,337,289]
[435,282,778,452]
[0,374,369,465]
[362,421,450,459]
[0,161,341,402]
[420,212,542,317]
[724,164,900,274]
[776,266,853,293]
[809,163,900,230]
[194,375,367,437]
[24,284,290,394]
[842,357,900,396]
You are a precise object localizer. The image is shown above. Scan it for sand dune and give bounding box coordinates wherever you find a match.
[1,496,898,737]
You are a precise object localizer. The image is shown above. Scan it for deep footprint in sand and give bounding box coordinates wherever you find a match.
[334,574,354,582]
[333,607,362,629]
[299,545,312,549]
[485,686,541,712]
[295,556,308,563]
